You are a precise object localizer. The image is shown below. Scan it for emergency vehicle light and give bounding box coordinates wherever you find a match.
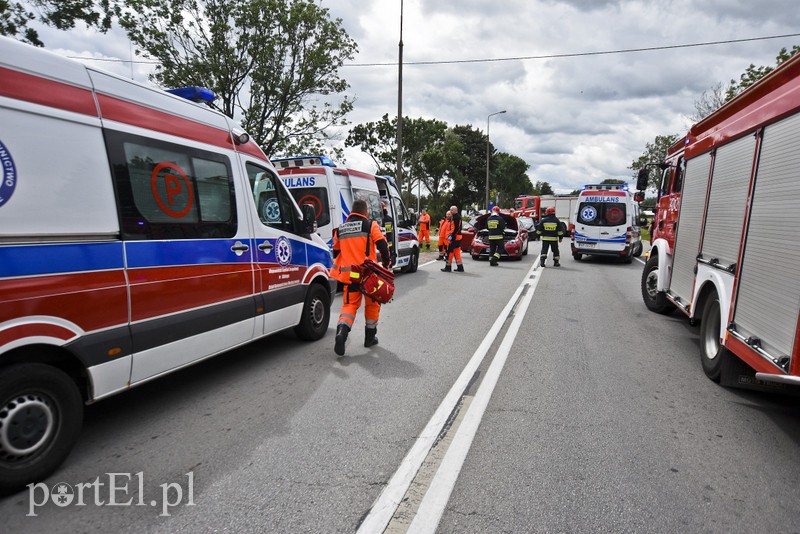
[272,155,336,168]
[165,86,216,103]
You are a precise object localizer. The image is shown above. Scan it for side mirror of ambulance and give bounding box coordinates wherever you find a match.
[633,192,645,203]
[301,203,317,234]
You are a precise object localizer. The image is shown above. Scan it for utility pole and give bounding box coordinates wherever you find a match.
[396,0,404,190]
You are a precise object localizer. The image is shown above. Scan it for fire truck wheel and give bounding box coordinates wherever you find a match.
[700,295,728,382]
[294,283,331,341]
[641,255,676,315]
[0,363,83,496]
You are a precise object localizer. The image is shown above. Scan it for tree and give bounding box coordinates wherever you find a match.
[532,181,554,196]
[1,0,113,46]
[493,153,531,207]
[724,46,800,102]
[118,0,357,157]
[417,128,464,216]
[630,134,679,191]
[345,115,450,197]
[449,124,489,210]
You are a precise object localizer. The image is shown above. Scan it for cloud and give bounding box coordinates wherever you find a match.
[26,0,800,193]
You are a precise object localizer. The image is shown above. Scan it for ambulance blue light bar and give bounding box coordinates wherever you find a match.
[582,183,628,191]
[271,155,337,168]
[165,86,216,103]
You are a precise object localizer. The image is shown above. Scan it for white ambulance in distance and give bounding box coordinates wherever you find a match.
[569,184,643,263]
[0,36,334,493]
[274,156,420,273]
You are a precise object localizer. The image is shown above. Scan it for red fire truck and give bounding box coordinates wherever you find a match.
[638,52,800,388]
[513,195,540,218]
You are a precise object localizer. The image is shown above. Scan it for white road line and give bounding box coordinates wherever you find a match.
[419,259,438,268]
[356,262,540,534]
[407,262,542,533]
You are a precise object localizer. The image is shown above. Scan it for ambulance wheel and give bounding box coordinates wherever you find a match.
[641,255,675,315]
[700,295,729,382]
[623,254,633,264]
[401,249,419,273]
[0,363,83,495]
[572,253,582,261]
[294,284,330,341]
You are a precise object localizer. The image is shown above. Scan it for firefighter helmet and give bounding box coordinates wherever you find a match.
[546,207,556,215]
[492,206,500,213]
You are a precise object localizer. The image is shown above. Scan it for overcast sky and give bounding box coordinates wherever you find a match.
[35,0,800,194]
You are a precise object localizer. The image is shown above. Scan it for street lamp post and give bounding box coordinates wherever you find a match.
[485,110,506,211]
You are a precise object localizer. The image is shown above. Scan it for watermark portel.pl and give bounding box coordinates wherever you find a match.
[27,471,195,517]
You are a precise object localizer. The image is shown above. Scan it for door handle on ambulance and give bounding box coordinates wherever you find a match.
[258,241,273,253]
[230,241,249,256]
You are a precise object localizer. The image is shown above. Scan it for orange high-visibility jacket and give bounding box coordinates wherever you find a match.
[418,213,431,230]
[331,213,387,284]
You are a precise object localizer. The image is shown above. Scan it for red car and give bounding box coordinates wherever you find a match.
[470,211,529,260]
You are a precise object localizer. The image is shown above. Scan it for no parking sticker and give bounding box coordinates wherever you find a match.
[151,162,194,218]
[0,140,17,208]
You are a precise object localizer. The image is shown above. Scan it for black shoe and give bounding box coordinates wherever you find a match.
[364,327,379,348]
[455,265,464,272]
[553,261,561,267]
[489,260,498,266]
[425,244,430,250]
[540,258,546,267]
[441,265,452,272]
[436,255,444,260]
[334,324,350,356]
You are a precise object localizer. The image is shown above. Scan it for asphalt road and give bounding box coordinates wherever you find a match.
[2,243,799,533]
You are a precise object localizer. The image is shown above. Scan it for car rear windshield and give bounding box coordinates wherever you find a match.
[577,201,627,226]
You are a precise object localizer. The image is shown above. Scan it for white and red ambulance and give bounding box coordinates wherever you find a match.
[0,36,333,493]
[570,184,643,262]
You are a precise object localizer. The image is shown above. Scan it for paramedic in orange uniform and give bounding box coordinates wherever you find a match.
[437,210,452,260]
[331,199,391,356]
[442,205,464,272]
[417,208,431,250]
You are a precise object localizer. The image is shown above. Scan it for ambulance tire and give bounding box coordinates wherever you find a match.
[641,255,676,315]
[294,284,331,341]
[401,249,419,273]
[623,254,633,264]
[0,363,83,496]
[700,295,728,382]
[573,253,582,261]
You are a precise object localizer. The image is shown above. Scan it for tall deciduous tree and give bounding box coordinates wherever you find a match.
[118,0,357,157]
[450,124,489,210]
[0,0,113,46]
[493,153,532,207]
[630,134,679,191]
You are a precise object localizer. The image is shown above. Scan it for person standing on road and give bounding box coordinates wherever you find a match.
[442,205,464,272]
[437,210,452,260]
[330,199,392,356]
[417,208,432,251]
[536,206,565,267]
[487,206,506,266]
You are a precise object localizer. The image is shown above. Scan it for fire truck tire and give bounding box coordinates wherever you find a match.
[641,255,676,314]
[294,283,331,341]
[700,295,728,382]
[0,363,83,496]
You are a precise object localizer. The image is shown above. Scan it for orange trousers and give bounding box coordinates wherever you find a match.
[418,229,430,245]
[338,285,380,329]
[446,242,462,265]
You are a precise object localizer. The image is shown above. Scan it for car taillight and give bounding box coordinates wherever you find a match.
[625,226,632,244]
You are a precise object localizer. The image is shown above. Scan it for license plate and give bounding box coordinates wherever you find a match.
[577,241,596,248]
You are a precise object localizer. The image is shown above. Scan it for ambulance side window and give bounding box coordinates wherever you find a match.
[392,197,407,226]
[106,130,237,240]
[246,163,296,233]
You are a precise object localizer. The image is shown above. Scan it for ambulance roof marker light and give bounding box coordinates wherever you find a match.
[165,86,216,104]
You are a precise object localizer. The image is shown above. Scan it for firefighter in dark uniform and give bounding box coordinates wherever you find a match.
[536,206,565,267]
[486,206,506,266]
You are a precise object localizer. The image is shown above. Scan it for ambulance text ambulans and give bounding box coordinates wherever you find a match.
[638,51,800,389]
[570,184,643,262]
[273,156,420,273]
[0,37,334,493]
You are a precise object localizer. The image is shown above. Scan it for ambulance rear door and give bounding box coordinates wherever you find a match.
[573,190,628,253]
[278,167,335,246]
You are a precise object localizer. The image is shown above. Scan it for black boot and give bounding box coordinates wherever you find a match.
[540,256,546,267]
[334,324,350,356]
[441,264,452,272]
[364,327,379,347]
[455,264,464,272]
[553,260,561,267]
[425,244,430,250]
